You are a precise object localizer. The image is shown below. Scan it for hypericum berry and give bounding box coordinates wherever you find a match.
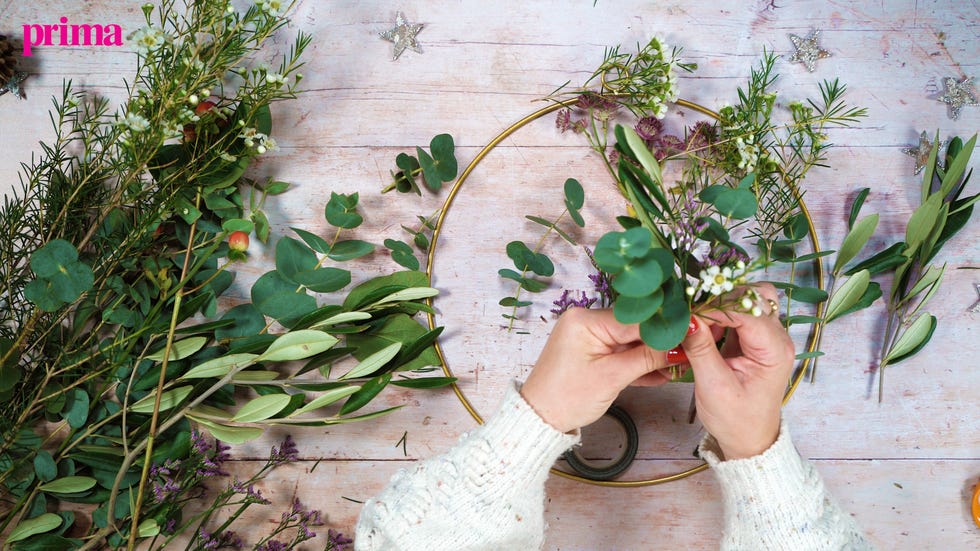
[229,231,249,252]
[194,100,217,116]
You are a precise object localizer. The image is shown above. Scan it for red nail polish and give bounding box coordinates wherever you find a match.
[687,316,699,336]
[667,346,688,365]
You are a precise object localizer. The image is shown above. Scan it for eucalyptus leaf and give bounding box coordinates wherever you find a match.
[292,267,352,293]
[612,254,664,297]
[291,227,330,254]
[34,451,57,483]
[613,290,664,324]
[325,192,363,229]
[563,178,585,210]
[231,394,291,422]
[525,215,577,245]
[276,237,319,282]
[638,280,690,350]
[329,240,375,261]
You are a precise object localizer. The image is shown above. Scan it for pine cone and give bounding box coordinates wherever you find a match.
[0,34,17,83]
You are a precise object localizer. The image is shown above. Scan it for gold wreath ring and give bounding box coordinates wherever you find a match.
[423,98,825,487]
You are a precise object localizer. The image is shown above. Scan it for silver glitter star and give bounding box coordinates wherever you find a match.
[0,71,28,99]
[380,12,424,61]
[936,76,978,120]
[902,131,947,175]
[788,30,831,72]
[970,284,980,313]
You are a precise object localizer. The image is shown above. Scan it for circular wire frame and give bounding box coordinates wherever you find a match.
[424,98,824,487]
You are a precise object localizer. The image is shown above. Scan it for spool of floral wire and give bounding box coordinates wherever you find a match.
[423,97,824,487]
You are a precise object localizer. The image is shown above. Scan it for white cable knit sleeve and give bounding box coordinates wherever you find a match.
[699,421,874,550]
[354,381,579,551]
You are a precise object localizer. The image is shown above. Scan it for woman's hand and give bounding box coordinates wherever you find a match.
[520,307,673,433]
[682,283,795,460]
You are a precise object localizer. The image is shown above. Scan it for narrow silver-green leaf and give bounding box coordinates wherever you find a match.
[938,134,976,199]
[310,311,372,329]
[340,342,401,380]
[289,386,361,416]
[130,386,194,414]
[258,330,339,362]
[884,314,936,363]
[38,476,97,494]
[903,264,946,303]
[622,125,662,184]
[146,336,208,362]
[834,214,878,274]
[231,394,291,422]
[181,353,258,379]
[905,194,942,253]
[825,270,870,322]
[189,417,264,444]
[231,370,280,382]
[7,513,62,543]
[372,287,439,305]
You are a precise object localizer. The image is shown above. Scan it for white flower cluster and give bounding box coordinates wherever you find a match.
[119,112,150,133]
[687,260,748,297]
[128,26,168,55]
[735,134,759,172]
[645,36,680,119]
[239,127,278,154]
[256,0,284,16]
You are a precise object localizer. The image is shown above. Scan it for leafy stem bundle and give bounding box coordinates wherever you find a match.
[0,1,451,549]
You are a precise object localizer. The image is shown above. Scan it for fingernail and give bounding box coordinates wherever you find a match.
[667,346,688,365]
[687,316,699,335]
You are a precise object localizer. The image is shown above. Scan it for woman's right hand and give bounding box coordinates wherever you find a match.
[681,283,796,460]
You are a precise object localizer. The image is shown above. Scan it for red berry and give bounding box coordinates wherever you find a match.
[228,231,249,252]
[195,100,218,116]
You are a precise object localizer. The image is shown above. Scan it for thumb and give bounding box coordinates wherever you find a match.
[681,316,731,386]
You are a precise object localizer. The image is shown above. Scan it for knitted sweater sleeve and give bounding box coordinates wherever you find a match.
[354,381,579,551]
[699,422,874,550]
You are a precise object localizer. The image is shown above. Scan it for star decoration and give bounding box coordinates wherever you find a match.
[902,131,947,175]
[0,71,28,99]
[380,12,424,61]
[788,30,831,72]
[936,76,978,120]
[970,284,980,313]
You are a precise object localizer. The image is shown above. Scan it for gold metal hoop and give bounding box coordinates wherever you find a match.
[424,98,824,487]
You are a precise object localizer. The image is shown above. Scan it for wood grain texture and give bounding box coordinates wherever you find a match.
[1,0,978,548]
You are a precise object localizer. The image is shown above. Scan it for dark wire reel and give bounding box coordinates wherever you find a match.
[562,405,639,481]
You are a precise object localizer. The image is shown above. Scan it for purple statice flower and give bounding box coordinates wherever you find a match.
[199,529,220,550]
[550,290,597,316]
[199,528,242,550]
[672,192,709,252]
[162,518,178,535]
[231,479,271,505]
[328,529,354,551]
[556,108,572,133]
[152,477,182,502]
[280,498,323,541]
[256,541,287,551]
[585,248,615,307]
[191,429,211,456]
[270,434,298,465]
[706,246,749,268]
[634,116,663,144]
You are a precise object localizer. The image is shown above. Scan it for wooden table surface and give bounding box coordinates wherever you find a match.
[2,0,979,548]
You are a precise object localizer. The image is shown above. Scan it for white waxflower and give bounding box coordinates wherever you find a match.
[239,127,260,147]
[256,0,284,16]
[258,135,278,152]
[265,72,286,86]
[119,113,150,133]
[699,265,735,296]
[128,26,168,55]
[220,152,237,162]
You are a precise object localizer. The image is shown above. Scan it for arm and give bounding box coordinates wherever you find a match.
[682,284,873,550]
[356,308,672,550]
[354,382,577,551]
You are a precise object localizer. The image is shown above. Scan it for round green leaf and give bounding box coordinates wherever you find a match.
[232,394,291,422]
[429,133,458,181]
[593,232,628,273]
[620,227,653,259]
[564,178,585,210]
[215,304,266,340]
[259,330,339,362]
[702,186,757,219]
[39,475,97,494]
[325,192,363,229]
[34,450,57,483]
[638,281,691,350]
[329,240,375,262]
[221,218,254,234]
[30,240,78,278]
[292,267,352,293]
[276,237,319,282]
[613,289,664,324]
[612,255,664,297]
[292,227,331,254]
[25,279,64,312]
[251,270,318,320]
[64,388,89,429]
[7,513,62,543]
